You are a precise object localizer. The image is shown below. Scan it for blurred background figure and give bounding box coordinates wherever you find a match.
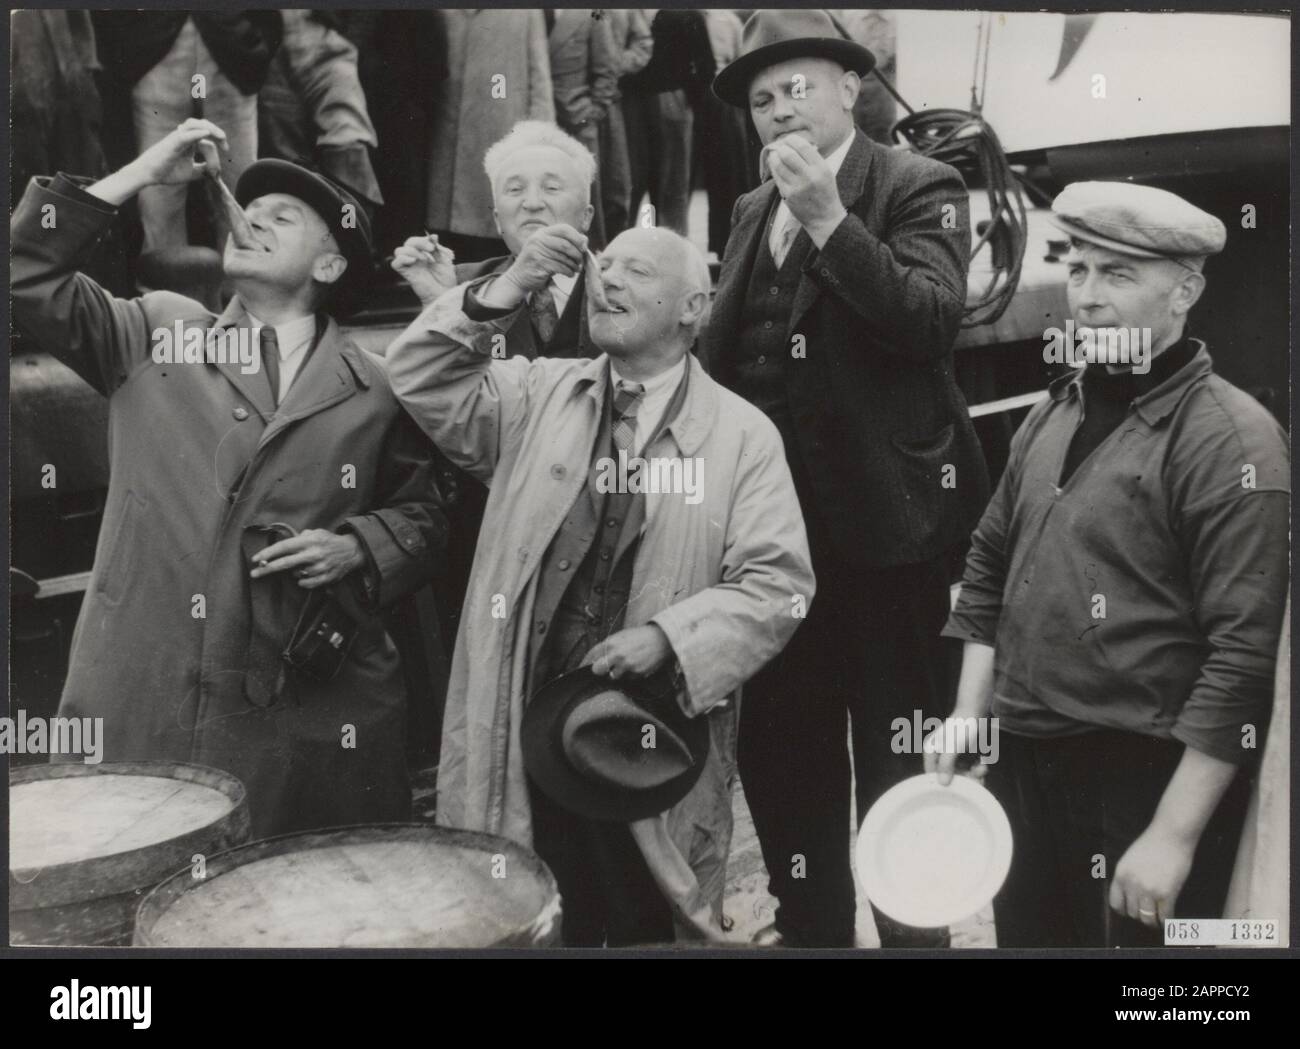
[698,9,758,257]
[92,11,283,253]
[426,9,555,263]
[546,9,619,248]
[258,10,384,221]
[836,9,899,143]
[598,8,654,240]
[621,8,716,235]
[330,10,448,259]
[10,10,106,197]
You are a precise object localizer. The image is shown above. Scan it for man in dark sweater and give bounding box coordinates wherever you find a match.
[933,181,1289,947]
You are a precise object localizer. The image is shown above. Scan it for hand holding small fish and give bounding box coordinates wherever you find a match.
[129,118,230,187]
[392,231,458,307]
[764,134,846,242]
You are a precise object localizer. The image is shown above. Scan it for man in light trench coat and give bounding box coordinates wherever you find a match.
[388,224,815,943]
[10,119,446,838]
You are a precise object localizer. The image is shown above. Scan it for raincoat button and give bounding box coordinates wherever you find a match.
[233,406,249,421]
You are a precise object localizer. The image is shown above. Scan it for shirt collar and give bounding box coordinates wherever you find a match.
[1049,340,1214,427]
[609,354,686,401]
[552,272,577,296]
[824,129,856,176]
[246,310,317,354]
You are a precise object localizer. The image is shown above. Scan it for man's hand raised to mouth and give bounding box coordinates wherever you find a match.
[766,134,848,250]
[88,119,231,207]
[479,224,589,309]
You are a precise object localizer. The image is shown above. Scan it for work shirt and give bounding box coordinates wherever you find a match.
[943,342,1289,764]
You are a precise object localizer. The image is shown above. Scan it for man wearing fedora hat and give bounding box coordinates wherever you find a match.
[389,224,814,945]
[931,181,1289,947]
[705,10,988,947]
[10,118,446,837]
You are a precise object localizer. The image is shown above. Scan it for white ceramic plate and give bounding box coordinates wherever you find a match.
[856,772,1013,928]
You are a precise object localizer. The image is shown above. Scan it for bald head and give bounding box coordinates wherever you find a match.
[589,227,712,363]
[612,226,709,294]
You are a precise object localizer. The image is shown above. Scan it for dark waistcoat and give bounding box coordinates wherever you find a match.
[528,368,689,691]
[731,199,810,452]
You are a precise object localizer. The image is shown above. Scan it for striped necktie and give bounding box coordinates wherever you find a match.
[529,283,559,348]
[612,380,646,454]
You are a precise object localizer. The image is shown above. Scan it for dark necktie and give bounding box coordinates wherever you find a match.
[259,326,281,408]
[612,380,646,454]
[529,283,560,348]
[544,8,556,35]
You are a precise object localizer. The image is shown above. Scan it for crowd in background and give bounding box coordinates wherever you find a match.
[11,9,899,294]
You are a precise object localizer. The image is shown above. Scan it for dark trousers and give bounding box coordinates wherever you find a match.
[527,777,675,947]
[985,730,1251,948]
[623,89,694,235]
[739,548,957,947]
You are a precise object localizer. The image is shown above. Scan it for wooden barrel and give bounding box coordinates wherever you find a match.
[10,761,250,946]
[134,823,561,948]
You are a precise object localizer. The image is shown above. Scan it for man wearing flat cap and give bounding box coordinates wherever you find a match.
[10,119,447,837]
[705,9,989,947]
[930,181,1289,947]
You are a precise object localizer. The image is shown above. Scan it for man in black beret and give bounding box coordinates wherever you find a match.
[10,119,446,837]
[706,10,989,948]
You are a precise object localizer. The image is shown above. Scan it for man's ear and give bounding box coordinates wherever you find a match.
[578,201,595,234]
[492,208,504,240]
[313,253,348,287]
[1170,270,1206,318]
[840,70,862,110]
[680,288,708,329]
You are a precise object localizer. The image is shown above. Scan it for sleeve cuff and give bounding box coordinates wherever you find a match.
[463,276,521,322]
[942,609,998,647]
[49,173,120,215]
[1170,725,1256,767]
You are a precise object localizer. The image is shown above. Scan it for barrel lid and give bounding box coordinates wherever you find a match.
[135,823,560,949]
[10,762,249,909]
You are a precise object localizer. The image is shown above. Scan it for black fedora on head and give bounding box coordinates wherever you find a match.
[235,158,374,310]
[522,666,710,823]
[712,9,875,108]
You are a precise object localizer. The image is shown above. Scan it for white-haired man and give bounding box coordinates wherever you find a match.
[395,119,601,362]
[393,120,604,662]
[387,227,814,944]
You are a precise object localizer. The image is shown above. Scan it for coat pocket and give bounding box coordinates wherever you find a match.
[96,489,145,607]
[889,423,957,539]
[891,421,956,460]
